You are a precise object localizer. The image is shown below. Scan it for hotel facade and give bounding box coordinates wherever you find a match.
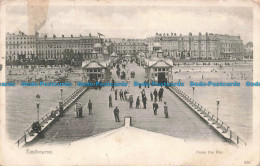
[6,32,108,62]
[146,32,245,60]
[6,31,246,62]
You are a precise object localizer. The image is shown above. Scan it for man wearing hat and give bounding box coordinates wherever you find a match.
[113,106,120,122]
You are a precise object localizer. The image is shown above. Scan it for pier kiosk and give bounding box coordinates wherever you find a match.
[82,50,111,82]
[143,42,173,83]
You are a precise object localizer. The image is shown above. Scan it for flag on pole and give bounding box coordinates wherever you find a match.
[97,32,105,38]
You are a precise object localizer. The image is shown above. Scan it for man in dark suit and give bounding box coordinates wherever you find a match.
[142,95,147,109]
[114,106,120,122]
[88,100,92,115]
[109,94,113,107]
[153,101,159,115]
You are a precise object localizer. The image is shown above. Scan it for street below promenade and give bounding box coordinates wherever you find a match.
[29,61,226,145]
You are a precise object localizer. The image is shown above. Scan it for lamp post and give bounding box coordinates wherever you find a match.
[36,94,40,122]
[216,99,220,119]
[192,87,195,100]
[60,87,63,102]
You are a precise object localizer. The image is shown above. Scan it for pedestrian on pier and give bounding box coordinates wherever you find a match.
[98,79,102,90]
[78,103,83,118]
[74,102,79,118]
[147,79,150,88]
[159,87,164,102]
[114,106,120,122]
[111,79,115,91]
[153,101,158,115]
[136,96,140,109]
[142,95,147,109]
[116,70,120,78]
[129,95,133,109]
[120,89,124,100]
[109,94,113,107]
[88,100,92,115]
[153,89,158,102]
[115,89,118,100]
[150,91,153,101]
[164,102,169,118]
[124,90,128,100]
[141,89,145,97]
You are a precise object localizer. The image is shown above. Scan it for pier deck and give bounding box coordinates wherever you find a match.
[28,62,226,146]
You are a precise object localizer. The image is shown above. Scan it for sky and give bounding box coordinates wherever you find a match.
[5,1,253,44]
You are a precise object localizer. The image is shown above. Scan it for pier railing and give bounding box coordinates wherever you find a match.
[15,86,88,147]
[168,86,247,147]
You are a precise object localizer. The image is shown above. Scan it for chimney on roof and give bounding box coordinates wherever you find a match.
[71,34,73,38]
[199,32,202,36]
[53,34,56,38]
[171,32,173,36]
[174,33,176,36]
[189,32,192,36]
[89,33,91,37]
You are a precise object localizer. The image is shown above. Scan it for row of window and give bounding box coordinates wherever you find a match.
[36,44,93,49]
[6,51,34,55]
[153,68,170,72]
[7,37,35,40]
[6,41,35,44]
[117,46,146,49]
[151,73,168,77]
[85,69,102,72]
[7,45,35,49]
[117,43,145,46]
[116,50,145,53]
[36,49,93,54]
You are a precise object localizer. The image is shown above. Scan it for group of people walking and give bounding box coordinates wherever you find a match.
[135,89,147,109]
[150,87,164,102]
[152,101,168,118]
[113,89,129,101]
[74,100,93,118]
[109,85,169,121]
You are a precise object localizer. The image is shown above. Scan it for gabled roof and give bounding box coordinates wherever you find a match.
[104,42,111,46]
[82,60,106,68]
[153,42,162,47]
[147,59,173,67]
[110,52,118,57]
